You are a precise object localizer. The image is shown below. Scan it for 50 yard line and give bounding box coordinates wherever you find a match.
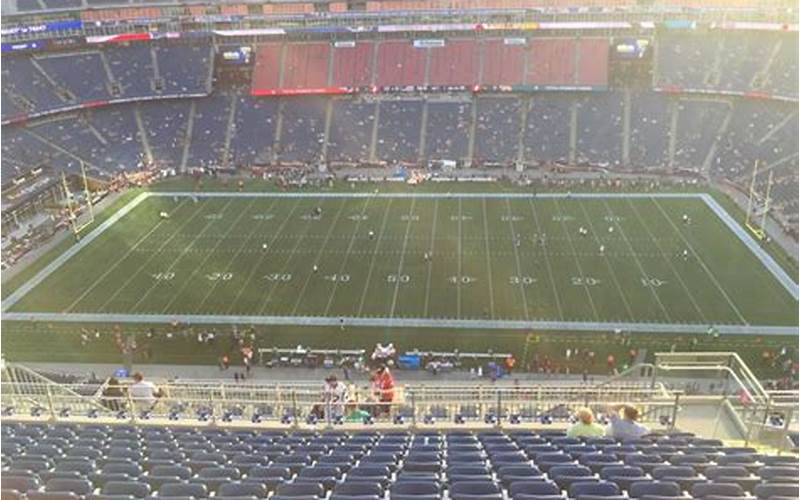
[389,197,417,319]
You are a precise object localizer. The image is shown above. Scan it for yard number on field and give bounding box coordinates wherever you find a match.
[449,275,476,284]
[572,276,600,286]
[151,272,175,281]
[509,276,537,286]
[641,277,667,287]
[387,274,411,283]
[264,273,292,282]
[325,274,350,282]
[207,272,233,281]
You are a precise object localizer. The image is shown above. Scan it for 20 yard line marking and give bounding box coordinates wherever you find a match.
[626,198,708,323]
[422,199,439,317]
[481,198,496,319]
[194,198,280,314]
[504,198,531,321]
[356,199,394,318]
[160,198,257,314]
[526,197,564,320]
[65,198,190,312]
[652,197,748,324]
[225,200,302,315]
[389,197,417,319]
[323,195,376,316]
[290,199,348,315]
[96,200,219,313]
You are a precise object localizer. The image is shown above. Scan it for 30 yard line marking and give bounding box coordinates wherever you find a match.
[324,195,376,316]
[160,198,257,314]
[600,199,672,323]
[95,199,219,313]
[257,200,331,315]
[481,198,496,319]
[626,198,708,323]
[194,198,280,314]
[526,197,564,320]
[552,198,600,321]
[576,202,635,321]
[356,199,394,317]
[226,200,301,315]
[130,198,237,313]
[389,197,417,319]
[290,199,348,315]
[64,198,190,312]
[422,199,439,317]
[652,197,748,324]
[504,198,531,321]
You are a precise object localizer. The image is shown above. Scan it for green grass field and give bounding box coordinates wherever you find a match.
[4,190,797,330]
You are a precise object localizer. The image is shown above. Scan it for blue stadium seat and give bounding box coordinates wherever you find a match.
[629,481,682,498]
[754,483,800,499]
[217,482,267,498]
[692,483,747,498]
[330,481,383,499]
[101,481,151,498]
[570,480,622,498]
[45,479,93,496]
[449,481,503,500]
[273,482,325,498]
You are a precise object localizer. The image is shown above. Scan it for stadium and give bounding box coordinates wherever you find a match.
[0,0,799,498]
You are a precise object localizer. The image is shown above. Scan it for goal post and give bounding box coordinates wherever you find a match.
[61,161,96,238]
[744,160,772,241]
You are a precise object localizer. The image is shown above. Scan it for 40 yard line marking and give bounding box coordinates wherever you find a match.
[130,198,237,313]
[323,195,376,316]
[95,199,219,313]
[356,199,394,318]
[652,197,748,324]
[64,198,190,312]
[225,200,301,315]
[160,198,256,314]
[504,198,530,321]
[481,198,496,319]
[422,199,439,317]
[389,197,417,319]
[290,199,348,316]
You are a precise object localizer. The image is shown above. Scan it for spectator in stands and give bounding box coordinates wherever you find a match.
[606,404,649,440]
[101,377,125,412]
[373,364,395,417]
[371,342,396,367]
[322,374,348,420]
[567,407,605,438]
[129,372,163,412]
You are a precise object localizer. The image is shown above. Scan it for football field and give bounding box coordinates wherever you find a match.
[3,191,797,334]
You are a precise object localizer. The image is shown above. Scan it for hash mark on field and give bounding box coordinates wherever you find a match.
[652,197,748,324]
[290,199,348,315]
[226,200,301,315]
[389,197,417,319]
[356,199,394,318]
[64,199,189,312]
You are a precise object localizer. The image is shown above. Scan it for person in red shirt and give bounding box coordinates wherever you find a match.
[375,365,395,416]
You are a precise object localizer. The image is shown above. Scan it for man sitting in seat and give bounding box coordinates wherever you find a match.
[606,404,650,440]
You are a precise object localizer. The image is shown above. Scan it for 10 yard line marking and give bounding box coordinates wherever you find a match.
[290,199,348,316]
[526,197,564,320]
[504,198,530,321]
[422,199,439,317]
[96,200,218,313]
[389,197,417,319]
[130,199,237,313]
[194,198,280,314]
[226,200,302,315]
[160,199,257,314]
[356,199,394,318]
[626,198,707,323]
[481,198,496,319]
[64,198,189,312]
[324,195,375,316]
[652,197,748,324]
[576,202,636,321]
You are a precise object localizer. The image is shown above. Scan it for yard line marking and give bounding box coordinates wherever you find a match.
[324,195,376,316]
[356,199,394,317]
[422,199,439,317]
[129,199,237,313]
[552,198,600,321]
[65,198,190,312]
[652,197,748,324]
[457,198,463,319]
[526,197,564,320]
[257,200,334,315]
[193,198,280,313]
[226,200,302,315]
[504,198,531,321]
[161,198,257,313]
[96,199,220,313]
[389,197,417,319]
[576,202,636,321]
[290,199,348,315]
[626,198,708,323]
[481,198,496,319]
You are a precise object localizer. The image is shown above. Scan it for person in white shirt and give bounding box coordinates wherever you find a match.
[129,372,162,411]
[322,374,348,420]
